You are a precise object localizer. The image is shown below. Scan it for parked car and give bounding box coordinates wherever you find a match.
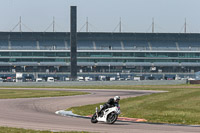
[47,77,54,82]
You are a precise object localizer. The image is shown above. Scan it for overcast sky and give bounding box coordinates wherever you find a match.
[0,0,199,33]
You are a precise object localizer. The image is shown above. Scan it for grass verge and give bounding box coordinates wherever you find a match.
[67,85,200,125]
[0,126,90,133]
[0,89,89,99]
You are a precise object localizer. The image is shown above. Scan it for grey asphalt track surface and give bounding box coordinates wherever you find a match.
[0,88,199,133]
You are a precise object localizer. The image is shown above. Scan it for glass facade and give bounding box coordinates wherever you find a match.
[0,32,200,73]
[0,52,200,63]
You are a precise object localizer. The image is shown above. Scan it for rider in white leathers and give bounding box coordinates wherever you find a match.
[99,96,120,115]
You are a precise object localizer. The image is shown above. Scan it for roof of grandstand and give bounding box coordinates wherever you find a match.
[0,32,200,41]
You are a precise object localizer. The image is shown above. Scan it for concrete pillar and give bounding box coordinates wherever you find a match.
[70,6,77,80]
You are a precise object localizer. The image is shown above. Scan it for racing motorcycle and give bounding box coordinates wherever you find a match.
[91,104,120,124]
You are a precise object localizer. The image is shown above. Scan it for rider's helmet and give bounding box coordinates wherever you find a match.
[114,96,120,102]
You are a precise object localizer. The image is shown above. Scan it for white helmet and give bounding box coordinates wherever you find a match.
[114,96,120,101]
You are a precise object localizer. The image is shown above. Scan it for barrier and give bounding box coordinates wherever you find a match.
[0,80,187,87]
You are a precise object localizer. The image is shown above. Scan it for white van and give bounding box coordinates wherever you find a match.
[134,77,140,81]
[47,77,54,82]
[77,76,84,81]
[36,78,43,82]
[65,77,70,81]
[99,76,106,81]
[85,77,93,81]
[110,77,116,81]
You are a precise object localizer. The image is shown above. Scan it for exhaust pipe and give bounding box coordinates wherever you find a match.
[96,107,98,117]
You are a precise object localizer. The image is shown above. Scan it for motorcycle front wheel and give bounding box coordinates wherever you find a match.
[107,112,118,124]
[91,113,98,123]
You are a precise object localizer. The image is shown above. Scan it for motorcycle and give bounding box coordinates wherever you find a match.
[91,104,120,124]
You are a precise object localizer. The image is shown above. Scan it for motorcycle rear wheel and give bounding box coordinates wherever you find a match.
[91,113,98,123]
[107,112,118,124]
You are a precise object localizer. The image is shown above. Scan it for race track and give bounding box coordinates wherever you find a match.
[0,88,199,133]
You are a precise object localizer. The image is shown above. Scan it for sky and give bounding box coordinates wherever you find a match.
[0,0,200,33]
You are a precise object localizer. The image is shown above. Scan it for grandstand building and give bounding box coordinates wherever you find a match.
[0,32,199,80]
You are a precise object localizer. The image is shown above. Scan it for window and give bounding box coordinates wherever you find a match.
[135,53,144,57]
[101,52,112,57]
[22,52,32,56]
[44,52,55,57]
[113,53,122,57]
[11,52,22,56]
[168,53,178,57]
[33,52,44,56]
[0,52,9,56]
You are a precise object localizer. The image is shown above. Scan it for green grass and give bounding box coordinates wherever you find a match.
[67,85,200,125]
[2,85,200,125]
[0,126,90,133]
[0,89,89,99]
